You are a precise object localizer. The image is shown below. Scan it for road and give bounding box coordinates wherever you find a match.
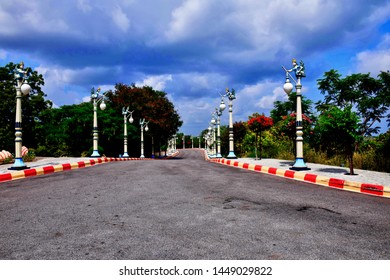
[0,149,389,259]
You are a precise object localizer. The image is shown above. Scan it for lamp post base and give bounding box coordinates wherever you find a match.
[90,150,101,158]
[122,152,129,158]
[8,158,29,171]
[226,151,237,159]
[290,158,310,171]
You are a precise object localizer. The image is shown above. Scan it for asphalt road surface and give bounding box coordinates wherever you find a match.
[0,149,389,260]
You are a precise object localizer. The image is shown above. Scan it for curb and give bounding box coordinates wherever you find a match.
[208,157,390,199]
[0,157,152,183]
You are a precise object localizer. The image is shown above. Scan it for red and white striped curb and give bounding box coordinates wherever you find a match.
[209,158,390,199]
[0,157,152,183]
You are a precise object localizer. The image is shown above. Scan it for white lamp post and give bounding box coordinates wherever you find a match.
[211,117,217,157]
[216,98,226,158]
[122,107,134,158]
[139,118,149,158]
[282,59,310,171]
[9,62,31,170]
[90,87,107,157]
[224,88,237,159]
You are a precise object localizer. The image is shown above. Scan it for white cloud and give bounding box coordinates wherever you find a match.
[165,0,209,42]
[355,34,390,76]
[135,74,173,91]
[111,5,131,33]
[77,0,93,13]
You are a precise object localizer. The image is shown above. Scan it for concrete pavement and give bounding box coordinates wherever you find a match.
[1,150,389,198]
[209,156,390,198]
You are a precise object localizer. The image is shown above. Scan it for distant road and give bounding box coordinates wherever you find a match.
[0,149,389,259]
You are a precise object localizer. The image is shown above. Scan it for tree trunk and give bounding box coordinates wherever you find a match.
[259,130,262,160]
[348,151,355,175]
[255,133,258,160]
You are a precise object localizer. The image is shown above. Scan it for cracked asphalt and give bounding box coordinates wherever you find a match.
[0,149,389,259]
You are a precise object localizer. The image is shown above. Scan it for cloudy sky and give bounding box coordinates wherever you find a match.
[1,0,389,135]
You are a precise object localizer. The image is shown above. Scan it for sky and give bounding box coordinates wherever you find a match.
[1,0,389,136]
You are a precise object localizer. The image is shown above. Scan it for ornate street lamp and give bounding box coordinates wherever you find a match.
[282,58,310,170]
[215,98,226,158]
[90,87,107,158]
[122,107,134,158]
[211,116,217,157]
[139,118,149,158]
[9,62,31,170]
[223,88,237,159]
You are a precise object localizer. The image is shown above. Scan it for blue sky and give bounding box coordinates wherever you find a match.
[1,0,389,135]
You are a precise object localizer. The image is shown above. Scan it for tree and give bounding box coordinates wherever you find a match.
[108,84,182,157]
[0,62,51,152]
[270,92,313,123]
[316,105,361,175]
[316,69,389,136]
[247,113,273,160]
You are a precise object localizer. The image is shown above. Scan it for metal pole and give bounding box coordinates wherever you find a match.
[123,113,129,158]
[91,94,100,157]
[10,79,27,169]
[226,98,237,159]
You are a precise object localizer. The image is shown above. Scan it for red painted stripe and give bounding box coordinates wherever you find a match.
[254,165,262,171]
[0,173,12,182]
[361,184,384,196]
[329,178,345,189]
[226,160,231,165]
[304,173,317,183]
[24,169,37,177]
[78,161,86,168]
[62,163,72,170]
[89,160,96,165]
[98,158,103,163]
[243,163,249,169]
[43,166,55,174]
[268,167,277,174]
[233,161,239,167]
[284,170,295,178]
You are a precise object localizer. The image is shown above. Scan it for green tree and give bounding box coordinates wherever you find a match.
[316,69,389,136]
[0,62,51,152]
[108,84,182,157]
[316,105,361,175]
[270,92,313,123]
[247,113,273,160]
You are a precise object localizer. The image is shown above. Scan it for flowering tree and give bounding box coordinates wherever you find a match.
[247,113,273,160]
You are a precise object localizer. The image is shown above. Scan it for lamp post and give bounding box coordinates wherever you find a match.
[90,87,107,158]
[282,59,310,171]
[224,88,237,159]
[139,118,149,158]
[122,107,134,158]
[9,62,31,170]
[216,98,226,158]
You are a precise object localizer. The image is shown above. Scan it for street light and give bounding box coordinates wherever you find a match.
[122,107,134,158]
[223,88,237,159]
[282,58,310,171]
[90,87,107,158]
[9,62,31,170]
[215,98,226,158]
[210,116,217,157]
[139,118,149,158]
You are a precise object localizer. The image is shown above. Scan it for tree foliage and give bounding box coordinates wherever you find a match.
[0,62,51,152]
[315,105,361,174]
[316,69,389,135]
[247,113,273,159]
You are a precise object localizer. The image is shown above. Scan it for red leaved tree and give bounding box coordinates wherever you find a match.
[247,113,273,160]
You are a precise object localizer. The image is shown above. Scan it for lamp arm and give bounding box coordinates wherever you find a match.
[282,66,297,84]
